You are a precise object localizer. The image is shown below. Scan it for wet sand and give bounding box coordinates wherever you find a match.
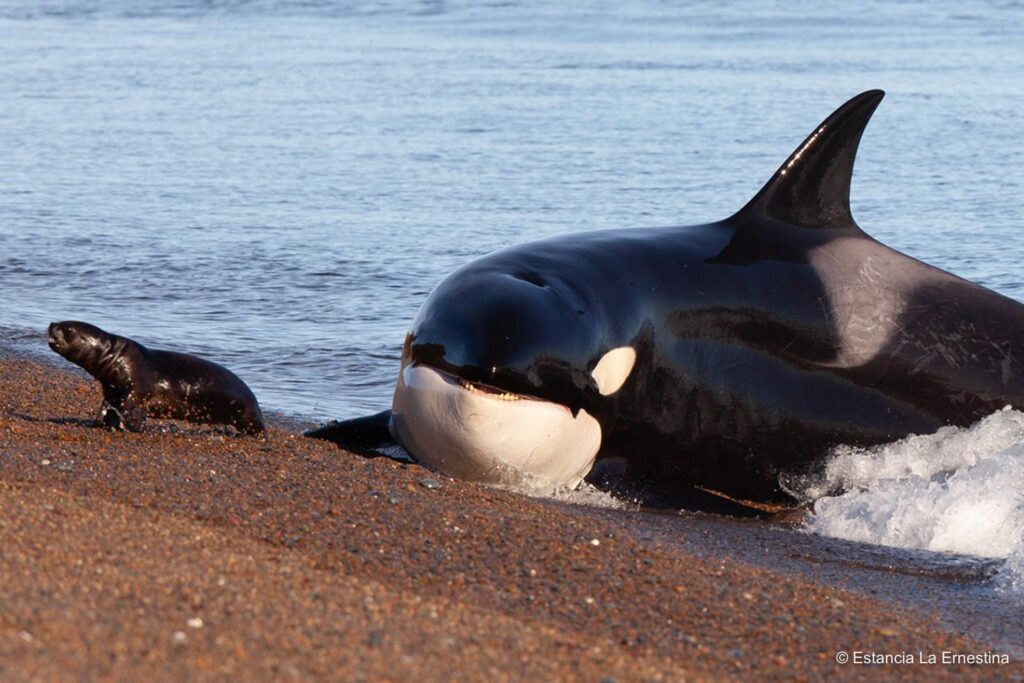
[1,349,1019,681]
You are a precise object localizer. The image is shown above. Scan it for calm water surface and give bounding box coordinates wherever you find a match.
[1,1,1022,419]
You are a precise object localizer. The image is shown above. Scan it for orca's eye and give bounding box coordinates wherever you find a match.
[513,272,547,288]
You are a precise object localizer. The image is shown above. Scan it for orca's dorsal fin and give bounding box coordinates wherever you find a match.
[734,90,884,230]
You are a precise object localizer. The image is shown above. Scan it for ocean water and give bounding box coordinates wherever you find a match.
[1,2,1023,592]
[796,409,1024,591]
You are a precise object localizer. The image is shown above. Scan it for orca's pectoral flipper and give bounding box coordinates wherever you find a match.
[735,89,884,231]
[304,409,411,461]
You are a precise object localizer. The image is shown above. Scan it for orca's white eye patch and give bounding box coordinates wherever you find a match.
[591,346,636,395]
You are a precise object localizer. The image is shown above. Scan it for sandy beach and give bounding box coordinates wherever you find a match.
[0,348,1019,681]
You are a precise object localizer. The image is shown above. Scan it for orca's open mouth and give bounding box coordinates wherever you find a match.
[441,368,579,416]
[390,364,600,491]
[457,378,522,402]
[431,368,571,411]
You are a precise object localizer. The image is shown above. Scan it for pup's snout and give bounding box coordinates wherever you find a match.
[47,322,66,350]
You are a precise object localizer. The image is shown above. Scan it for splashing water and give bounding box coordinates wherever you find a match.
[547,481,633,511]
[800,407,1024,591]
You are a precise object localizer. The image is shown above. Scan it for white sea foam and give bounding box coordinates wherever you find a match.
[801,408,1024,591]
[513,479,631,510]
[551,481,633,510]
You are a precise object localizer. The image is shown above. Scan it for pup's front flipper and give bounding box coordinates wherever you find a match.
[94,401,146,432]
[93,400,116,428]
[304,410,411,462]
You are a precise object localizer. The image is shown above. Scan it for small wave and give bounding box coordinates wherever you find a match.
[545,481,631,510]
[0,1,443,21]
[799,408,1024,592]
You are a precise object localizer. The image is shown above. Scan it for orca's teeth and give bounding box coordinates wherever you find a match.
[458,379,521,401]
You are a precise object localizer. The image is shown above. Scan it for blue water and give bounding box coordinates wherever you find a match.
[1,1,1022,419]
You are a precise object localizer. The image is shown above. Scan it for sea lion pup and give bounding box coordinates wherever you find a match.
[47,321,266,435]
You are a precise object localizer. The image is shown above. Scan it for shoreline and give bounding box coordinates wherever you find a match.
[1,349,1019,680]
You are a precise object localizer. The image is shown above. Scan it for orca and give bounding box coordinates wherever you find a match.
[309,90,1024,505]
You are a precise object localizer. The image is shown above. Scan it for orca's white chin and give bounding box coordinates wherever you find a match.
[390,365,601,492]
